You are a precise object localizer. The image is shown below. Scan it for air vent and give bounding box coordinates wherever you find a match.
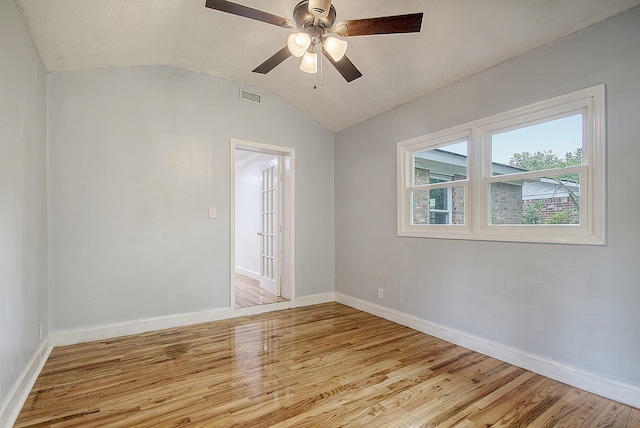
[239,89,263,105]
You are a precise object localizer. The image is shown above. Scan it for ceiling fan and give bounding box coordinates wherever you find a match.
[205,0,423,83]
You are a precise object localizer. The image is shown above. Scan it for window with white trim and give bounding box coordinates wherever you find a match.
[398,85,605,245]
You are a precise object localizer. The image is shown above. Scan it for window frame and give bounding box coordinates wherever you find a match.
[397,85,606,245]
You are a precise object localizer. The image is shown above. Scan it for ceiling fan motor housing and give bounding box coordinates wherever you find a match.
[309,0,332,18]
[293,0,337,29]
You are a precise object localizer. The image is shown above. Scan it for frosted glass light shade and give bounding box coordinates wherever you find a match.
[287,32,311,57]
[300,50,317,73]
[324,36,347,61]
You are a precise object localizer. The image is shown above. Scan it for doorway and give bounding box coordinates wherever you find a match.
[231,139,295,312]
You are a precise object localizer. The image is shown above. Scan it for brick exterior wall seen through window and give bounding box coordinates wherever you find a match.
[490,182,523,224]
[523,197,580,224]
[412,168,430,224]
[451,174,465,225]
[413,168,467,225]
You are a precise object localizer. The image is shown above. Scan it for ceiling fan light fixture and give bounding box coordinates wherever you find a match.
[324,36,347,62]
[205,0,424,83]
[300,49,318,74]
[287,32,311,57]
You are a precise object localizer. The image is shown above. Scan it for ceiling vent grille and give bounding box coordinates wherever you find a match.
[239,89,263,105]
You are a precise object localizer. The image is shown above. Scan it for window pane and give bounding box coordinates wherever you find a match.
[413,141,467,186]
[412,190,430,225]
[430,186,448,211]
[431,212,448,224]
[491,115,583,176]
[490,174,581,225]
[411,186,464,225]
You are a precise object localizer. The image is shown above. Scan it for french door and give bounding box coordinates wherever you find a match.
[259,158,281,295]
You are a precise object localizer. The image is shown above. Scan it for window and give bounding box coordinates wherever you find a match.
[398,85,605,244]
[411,140,467,226]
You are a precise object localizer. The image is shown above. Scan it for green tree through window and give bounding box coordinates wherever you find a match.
[509,149,581,224]
[508,148,581,182]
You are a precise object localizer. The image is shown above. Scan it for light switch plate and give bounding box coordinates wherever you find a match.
[208,207,217,219]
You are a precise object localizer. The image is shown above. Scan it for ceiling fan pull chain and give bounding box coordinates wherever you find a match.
[320,48,324,88]
[313,48,323,90]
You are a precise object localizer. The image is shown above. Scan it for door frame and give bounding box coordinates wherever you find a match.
[230,138,296,315]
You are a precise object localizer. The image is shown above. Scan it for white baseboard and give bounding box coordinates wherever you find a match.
[51,307,235,347]
[234,267,261,282]
[0,340,52,428]
[234,293,336,316]
[50,293,336,347]
[294,292,336,307]
[235,301,292,317]
[335,292,640,409]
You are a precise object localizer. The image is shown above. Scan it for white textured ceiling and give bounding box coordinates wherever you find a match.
[15,0,640,132]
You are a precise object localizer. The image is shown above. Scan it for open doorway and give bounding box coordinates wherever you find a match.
[231,139,295,311]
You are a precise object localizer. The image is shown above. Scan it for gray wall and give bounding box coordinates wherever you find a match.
[0,0,48,415]
[48,66,334,331]
[335,7,640,387]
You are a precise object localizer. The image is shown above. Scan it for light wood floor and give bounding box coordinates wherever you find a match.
[16,303,639,427]
[235,273,288,309]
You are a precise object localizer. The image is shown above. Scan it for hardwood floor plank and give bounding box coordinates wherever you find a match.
[234,274,287,308]
[15,303,638,427]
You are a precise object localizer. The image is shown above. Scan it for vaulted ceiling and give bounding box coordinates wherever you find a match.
[15,0,640,132]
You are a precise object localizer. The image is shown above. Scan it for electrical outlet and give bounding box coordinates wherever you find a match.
[377,288,384,299]
[208,207,217,219]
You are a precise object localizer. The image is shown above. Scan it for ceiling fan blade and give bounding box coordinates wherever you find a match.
[205,0,295,28]
[323,50,362,83]
[253,46,292,74]
[333,12,423,36]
